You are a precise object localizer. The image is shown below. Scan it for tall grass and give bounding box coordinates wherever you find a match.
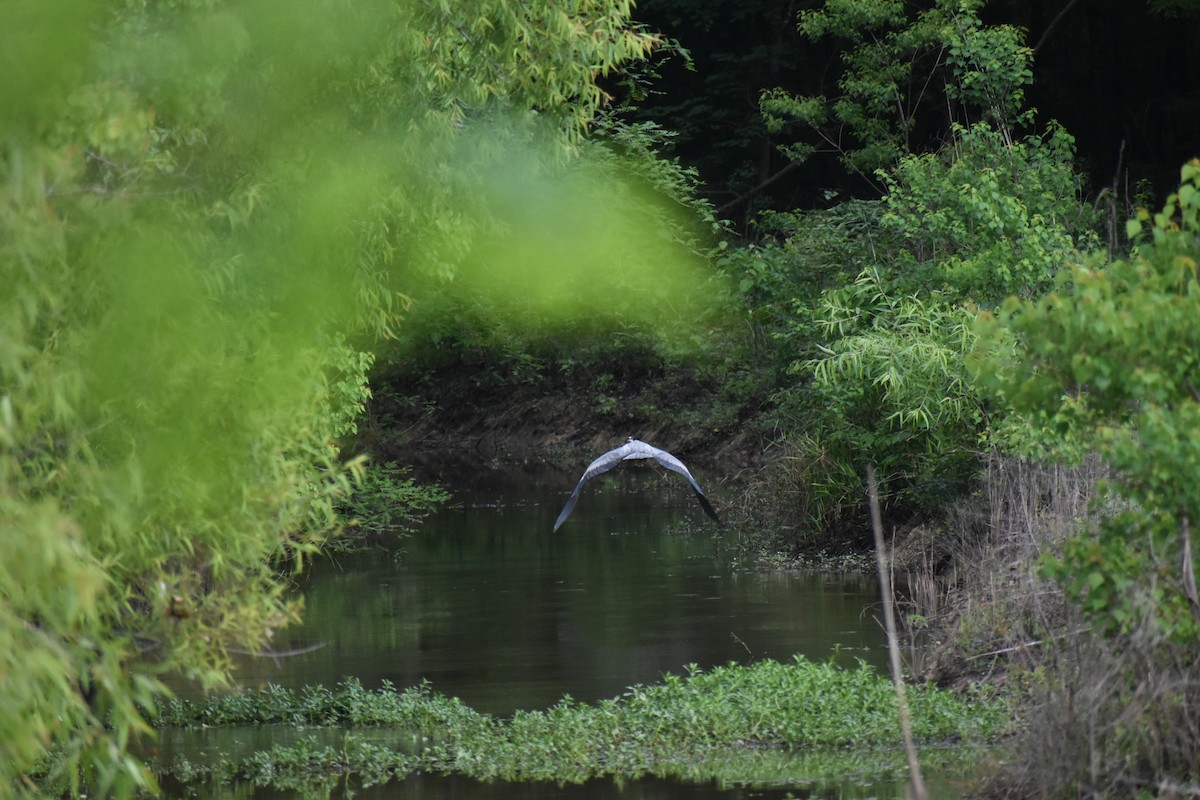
[903,453,1200,797]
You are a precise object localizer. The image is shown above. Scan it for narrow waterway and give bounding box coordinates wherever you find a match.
[159,459,976,797]
[219,464,887,711]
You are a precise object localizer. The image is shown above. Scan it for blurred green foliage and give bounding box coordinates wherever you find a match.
[388,114,730,368]
[0,0,705,794]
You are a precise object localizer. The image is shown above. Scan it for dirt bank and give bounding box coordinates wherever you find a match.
[361,357,772,473]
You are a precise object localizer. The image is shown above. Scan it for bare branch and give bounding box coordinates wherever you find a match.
[867,464,929,800]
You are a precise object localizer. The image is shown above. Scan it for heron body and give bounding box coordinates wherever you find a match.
[553,438,720,531]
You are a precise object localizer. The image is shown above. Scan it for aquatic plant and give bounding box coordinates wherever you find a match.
[335,463,451,545]
[158,657,1007,791]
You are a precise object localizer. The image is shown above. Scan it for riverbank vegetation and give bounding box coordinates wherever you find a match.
[5,0,1200,796]
[369,3,1200,796]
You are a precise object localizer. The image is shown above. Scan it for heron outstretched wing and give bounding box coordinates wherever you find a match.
[552,440,637,532]
[629,441,721,524]
[553,438,720,531]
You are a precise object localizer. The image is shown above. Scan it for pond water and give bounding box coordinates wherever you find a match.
[160,458,976,798]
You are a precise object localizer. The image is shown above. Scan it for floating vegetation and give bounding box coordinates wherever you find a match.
[156,657,1007,793]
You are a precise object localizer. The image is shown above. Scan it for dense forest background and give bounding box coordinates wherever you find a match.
[626,0,1200,228]
[3,0,1200,797]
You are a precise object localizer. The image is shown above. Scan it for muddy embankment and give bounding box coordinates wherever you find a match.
[361,360,771,475]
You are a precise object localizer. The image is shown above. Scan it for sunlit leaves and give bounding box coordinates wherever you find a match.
[943,16,1034,130]
[761,0,1035,177]
[880,123,1098,302]
[401,0,658,141]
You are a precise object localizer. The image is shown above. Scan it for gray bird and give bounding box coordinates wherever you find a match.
[553,438,720,531]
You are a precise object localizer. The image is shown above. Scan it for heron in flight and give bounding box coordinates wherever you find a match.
[553,438,720,532]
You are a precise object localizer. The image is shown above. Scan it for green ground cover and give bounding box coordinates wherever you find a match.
[156,657,1007,792]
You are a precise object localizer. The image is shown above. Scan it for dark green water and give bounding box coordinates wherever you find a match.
[213,464,887,712]
[160,460,979,797]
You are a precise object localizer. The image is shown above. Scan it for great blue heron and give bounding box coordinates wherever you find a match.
[553,438,720,531]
